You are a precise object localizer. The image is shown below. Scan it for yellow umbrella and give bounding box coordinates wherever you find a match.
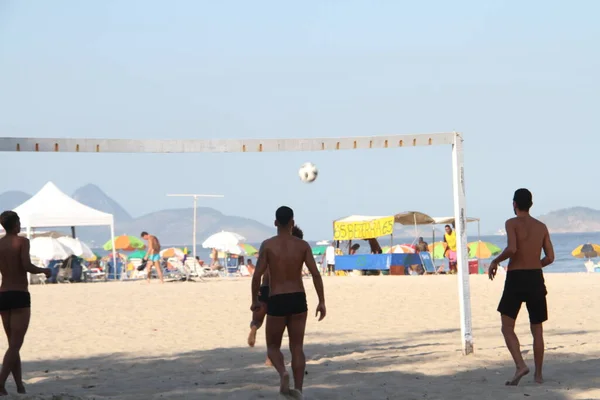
[572,243,600,258]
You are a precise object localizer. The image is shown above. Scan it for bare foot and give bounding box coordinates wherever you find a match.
[0,386,7,396]
[16,383,26,394]
[505,366,530,386]
[289,389,304,399]
[265,357,273,366]
[247,326,258,347]
[280,372,290,394]
[534,374,544,384]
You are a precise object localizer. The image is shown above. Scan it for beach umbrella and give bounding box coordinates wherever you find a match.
[103,235,145,252]
[202,231,246,253]
[29,237,72,260]
[160,247,185,258]
[572,243,600,259]
[386,244,415,254]
[237,243,258,256]
[128,249,147,259]
[468,241,501,259]
[86,252,102,262]
[428,242,447,259]
[57,237,95,259]
[312,245,327,256]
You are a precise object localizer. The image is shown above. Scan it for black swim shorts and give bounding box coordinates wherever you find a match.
[258,285,270,303]
[267,292,308,317]
[498,269,548,324]
[0,291,31,312]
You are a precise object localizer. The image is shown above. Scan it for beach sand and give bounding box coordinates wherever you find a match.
[4,273,600,399]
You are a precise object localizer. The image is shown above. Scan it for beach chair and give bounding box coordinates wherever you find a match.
[226,265,240,277]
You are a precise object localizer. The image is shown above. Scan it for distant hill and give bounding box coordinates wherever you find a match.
[69,186,274,245]
[72,184,133,222]
[538,207,600,233]
[0,191,31,211]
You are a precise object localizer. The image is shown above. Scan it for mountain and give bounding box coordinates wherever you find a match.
[69,185,274,245]
[0,191,31,211]
[72,184,133,222]
[538,207,600,233]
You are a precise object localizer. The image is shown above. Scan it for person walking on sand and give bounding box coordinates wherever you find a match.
[489,189,555,386]
[141,231,163,283]
[247,224,305,366]
[251,207,325,398]
[0,211,51,395]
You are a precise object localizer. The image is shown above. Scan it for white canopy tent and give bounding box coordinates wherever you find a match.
[11,182,117,279]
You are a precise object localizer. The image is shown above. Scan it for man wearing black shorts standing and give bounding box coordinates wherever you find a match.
[251,207,325,397]
[247,225,304,367]
[489,189,555,386]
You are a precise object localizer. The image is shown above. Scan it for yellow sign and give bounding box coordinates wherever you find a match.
[333,216,394,241]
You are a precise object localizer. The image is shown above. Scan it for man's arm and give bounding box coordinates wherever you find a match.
[304,242,325,304]
[20,239,50,274]
[541,226,555,267]
[251,241,268,302]
[492,220,517,264]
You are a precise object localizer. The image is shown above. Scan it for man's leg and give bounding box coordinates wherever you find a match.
[146,261,152,282]
[248,302,267,347]
[0,309,31,395]
[266,315,290,394]
[501,315,530,385]
[530,323,544,383]
[154,261,164,283]
[287,312,308,392]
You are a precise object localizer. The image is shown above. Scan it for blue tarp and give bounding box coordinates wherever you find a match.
[335,253,422,271]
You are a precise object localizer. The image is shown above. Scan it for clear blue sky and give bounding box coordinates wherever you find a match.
[0,0,598,239]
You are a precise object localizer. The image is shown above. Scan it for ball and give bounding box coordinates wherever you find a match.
[298,162,318,183]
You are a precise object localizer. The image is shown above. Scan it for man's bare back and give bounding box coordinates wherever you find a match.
[505,216,553,272]
[0,236,30,292]
[261,235,307,296]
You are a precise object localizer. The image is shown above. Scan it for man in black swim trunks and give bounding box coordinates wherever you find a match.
[247,225,304,364]
[251,207,325,397]
[489,189,555,386]
[0,211,51,395]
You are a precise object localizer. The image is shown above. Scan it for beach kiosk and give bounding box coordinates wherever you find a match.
[333,212,436,275]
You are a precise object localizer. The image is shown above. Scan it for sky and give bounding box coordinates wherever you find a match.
[0,0,598,239]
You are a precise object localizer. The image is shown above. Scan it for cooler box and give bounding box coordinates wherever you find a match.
[390,266,406,275]
[468,259,479,274]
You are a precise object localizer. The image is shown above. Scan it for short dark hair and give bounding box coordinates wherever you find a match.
[513,188,533,211]
[292,225,303,239]
[140,231,148,237]
[0,211,19,232]
[444,225,451,229]
[275,206,294,227]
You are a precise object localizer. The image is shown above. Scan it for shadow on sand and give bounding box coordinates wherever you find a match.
[7,332,598,400]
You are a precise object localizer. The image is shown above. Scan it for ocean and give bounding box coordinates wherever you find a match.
[94,232,598,273]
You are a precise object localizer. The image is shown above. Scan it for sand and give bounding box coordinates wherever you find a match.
[3,273,599,400]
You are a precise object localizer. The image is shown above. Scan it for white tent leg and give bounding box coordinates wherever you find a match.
[110,223,117,281]
[26,226,32,284]
[452,132,474,355]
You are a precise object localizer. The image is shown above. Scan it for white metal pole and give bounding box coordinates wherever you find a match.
[193,196,198,260]
[451,132,474,356]
[166,194,224,260]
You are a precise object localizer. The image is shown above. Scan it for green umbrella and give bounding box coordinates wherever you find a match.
[127,249,147,259]
[239,243,258,256]
[103,235,145,251]
[468,241,501,259]
[312,245,327,256]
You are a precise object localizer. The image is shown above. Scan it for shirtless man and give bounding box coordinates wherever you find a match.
[247,225,304,363]
[0,211,51,395]
[251,207,325,397]
[141,231,163,283]
[489,189,555,386]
